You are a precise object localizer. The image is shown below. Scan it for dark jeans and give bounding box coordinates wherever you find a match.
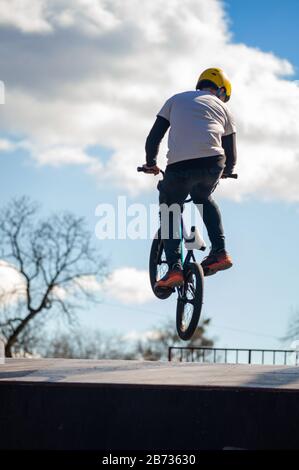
[158,159,225,268]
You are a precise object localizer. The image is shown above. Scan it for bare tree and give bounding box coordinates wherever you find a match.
[38,328,136,360]
[32,319,213,361]
[136,318,214,361]
[281,308,299,345]
[0,196,106,357]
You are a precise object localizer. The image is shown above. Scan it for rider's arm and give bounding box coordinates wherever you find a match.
[221,132,237,174]
[145,116,170,167]
[222,106,237,174]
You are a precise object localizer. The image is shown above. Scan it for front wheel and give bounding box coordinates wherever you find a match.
[176,262,204,340]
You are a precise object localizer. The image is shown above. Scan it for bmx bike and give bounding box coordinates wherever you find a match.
[137,166,237,340]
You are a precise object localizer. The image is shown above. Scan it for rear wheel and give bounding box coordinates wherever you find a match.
[149,230,172,300]
[176,262,204,340]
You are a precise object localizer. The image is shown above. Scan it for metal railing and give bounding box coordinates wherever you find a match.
[168,347,299,366]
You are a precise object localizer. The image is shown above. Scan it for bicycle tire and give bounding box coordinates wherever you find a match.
[149,230,172,300]
[176,262,204,340]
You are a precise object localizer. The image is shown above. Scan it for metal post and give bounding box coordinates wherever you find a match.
[248,350,252,364]
[262,350,264,365]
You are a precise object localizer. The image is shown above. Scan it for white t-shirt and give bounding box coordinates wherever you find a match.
[158,90,236,165]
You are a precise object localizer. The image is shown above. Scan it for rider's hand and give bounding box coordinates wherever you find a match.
[142,164,160,175]
[221,168,233,179]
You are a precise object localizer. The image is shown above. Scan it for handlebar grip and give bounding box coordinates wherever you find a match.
[223,173,238,179]
[137,166,165,176]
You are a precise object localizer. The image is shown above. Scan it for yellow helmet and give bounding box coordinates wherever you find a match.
[196,67,232,102]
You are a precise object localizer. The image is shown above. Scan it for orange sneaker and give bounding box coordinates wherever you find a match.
[155,269,184,289]
[201,250,233,276]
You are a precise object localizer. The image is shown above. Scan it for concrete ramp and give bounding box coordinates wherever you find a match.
[1,359,299,450]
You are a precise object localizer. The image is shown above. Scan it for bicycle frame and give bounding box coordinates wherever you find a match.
[179,207,196,268]
[176,202,198,299]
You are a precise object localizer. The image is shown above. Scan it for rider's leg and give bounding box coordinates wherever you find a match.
[195,196,232,275]
[190,163,233,275]
[159,203,184,270]
[190,164,225,251]
[155,171,189,288]
[158,171,189,270]
[202,196,225,252]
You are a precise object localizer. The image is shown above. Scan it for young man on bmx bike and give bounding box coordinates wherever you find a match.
[141,67,238,290]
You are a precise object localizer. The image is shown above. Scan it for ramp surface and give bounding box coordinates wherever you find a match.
[1,359,299,450]
[1,358,299,388]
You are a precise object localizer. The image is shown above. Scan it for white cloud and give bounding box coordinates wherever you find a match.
[0,259,152,306]
[49,270,153,305]
[103,267,152,304]
[0,0,52,33]
[35,145,101,168]
[0,138,15,152]
[123,329,162,342]
[0,0,299,200]
[0,260,26,305]
[0,260,153,304]
[72,275,103,293]
[50,274,103,301]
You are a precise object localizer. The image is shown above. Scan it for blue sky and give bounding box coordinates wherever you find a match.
[225,0,299,78]
[1,0,299,350]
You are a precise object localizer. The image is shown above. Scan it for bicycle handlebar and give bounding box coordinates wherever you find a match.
[137,166,238,179]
